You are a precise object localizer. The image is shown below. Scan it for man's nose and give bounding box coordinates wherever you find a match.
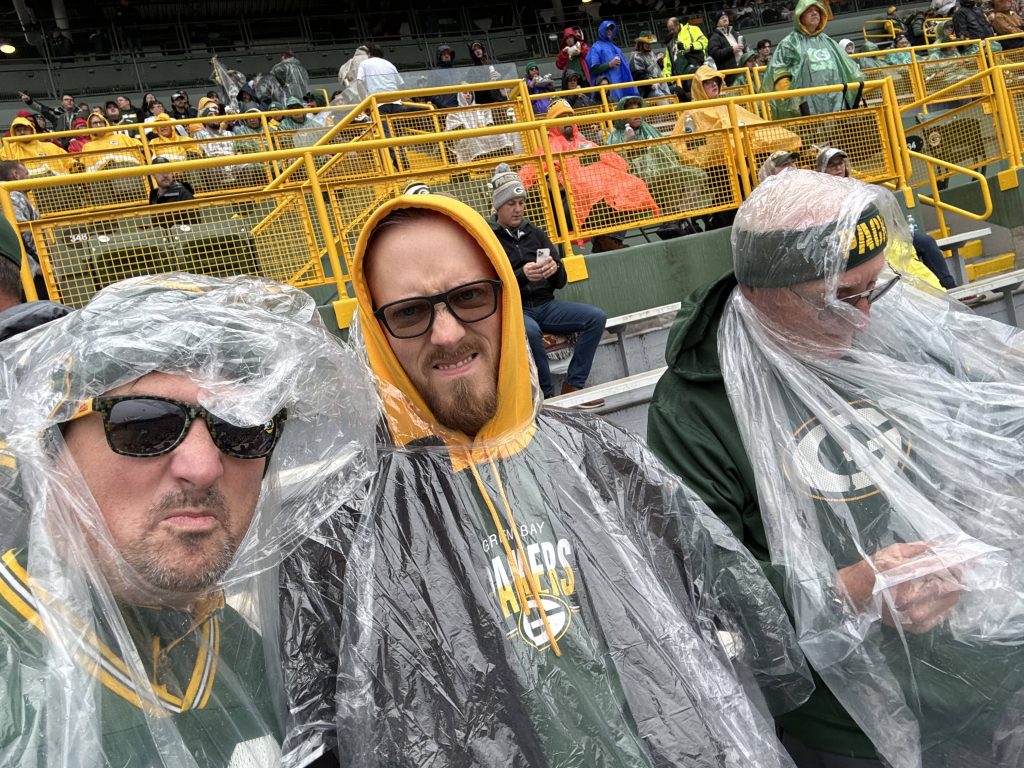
[429,304,467,347]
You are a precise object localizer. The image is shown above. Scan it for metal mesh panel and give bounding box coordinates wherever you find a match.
[861,63,919,105]
[760,107,896,184]
[919,54,985,102]
[1011,87,1024,151]
[906,99,1002,186]
[31,191,326,309]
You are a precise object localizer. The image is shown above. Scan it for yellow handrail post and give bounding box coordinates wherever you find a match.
[537,123,583,279]
[301,153,354,328]
[726,101,752,198]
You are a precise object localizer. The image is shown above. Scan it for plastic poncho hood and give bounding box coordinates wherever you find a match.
[283,193,814,767]
[719,170,1024,767]
[0,273,375,766]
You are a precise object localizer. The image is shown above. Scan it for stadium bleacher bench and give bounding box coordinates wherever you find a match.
[547,367,668,413]
[548,302,682,377]
[949,267,1024,327]
[935,227,992,285]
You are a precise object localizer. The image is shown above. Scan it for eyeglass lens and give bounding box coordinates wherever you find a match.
[380,280,499,338]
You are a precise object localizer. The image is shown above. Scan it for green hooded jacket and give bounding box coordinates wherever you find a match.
[761,0,864,118]
[647,273,881,759]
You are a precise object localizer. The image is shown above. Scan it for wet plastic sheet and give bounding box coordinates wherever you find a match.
[271,56,311,102]
[280,193,810,767]
[0,274,375,767]
[719,170,1024,767]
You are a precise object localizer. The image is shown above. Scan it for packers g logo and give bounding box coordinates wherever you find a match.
[517,595,572,650]
[783,402,911,502]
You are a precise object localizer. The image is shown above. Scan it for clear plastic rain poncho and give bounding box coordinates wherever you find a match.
[719,170,1024,768]
[210,56,246,111]
[270,55,310,102]
[0,273,375,767]
[280,193,811,767]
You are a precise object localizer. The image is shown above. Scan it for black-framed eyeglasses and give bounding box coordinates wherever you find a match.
[837,273,901,306]
[373,279,502,339]
[68,395,286,459]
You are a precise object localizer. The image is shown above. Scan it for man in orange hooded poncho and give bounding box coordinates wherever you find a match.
[278,191,815,768]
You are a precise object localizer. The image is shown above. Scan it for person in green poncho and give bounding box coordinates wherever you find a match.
[761,0,863,118]
[607,94,710,217]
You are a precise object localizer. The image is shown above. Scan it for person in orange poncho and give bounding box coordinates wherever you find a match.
[518,99,658,248]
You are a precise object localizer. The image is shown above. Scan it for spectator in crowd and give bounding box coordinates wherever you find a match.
[734,50,760,86]
[280,190,810,766]
[708,13,746,73]
[0,161,39,258]
[562,71,597,108]
[169,91,197,121]
[663,15,709,100]
[990,0,1024,46]
[49,29,73,60]
[65,118,90,153]
[556,27,591,88]
[587,20,641,101]
[148,114,198,162]
[2,116,71,175]
[885,4,909,37]
[519,100,659,250]
[271,51,310,101]
[230,105,265,156]
[444,89,515,164]
[629,32,669,96]
[954,0,996,39]
[17,92,77,139]
[0,273,370,764]
[338,44,370,96]
[430,43,459,109]
[649,170,1024,768]
[0,216,65,340]
[816,146,956,288]
[275,97,308,132]
[885,34,914,62]
[147,156,196,223]
[115,95,138,124]
[608,95,710,220]
[755,37,773,65]
[355,44,406,110]
[238,84,263,111]
[762,0,863,117]
[191,102,235,170]
[838,37,857,55]
[488,163,607,403]
[756,148,798,181]
[524,62,558,115]
[465,40,505,104]
[138,92,158,120]
[71,112,143,172]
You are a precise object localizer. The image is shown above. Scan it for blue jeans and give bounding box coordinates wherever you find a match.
[523,300,607,396]
[914,230,957,289]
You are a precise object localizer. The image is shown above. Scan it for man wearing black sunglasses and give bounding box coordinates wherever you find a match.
[0,274,372,768]
[279,193,813,767]
[649,171,1024,767]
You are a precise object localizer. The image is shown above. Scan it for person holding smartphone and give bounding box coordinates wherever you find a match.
[487,163,608,406]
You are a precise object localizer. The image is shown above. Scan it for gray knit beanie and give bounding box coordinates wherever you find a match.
[489,163,526,211]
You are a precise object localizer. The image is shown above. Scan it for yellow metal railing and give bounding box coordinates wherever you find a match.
[910,149,993,238]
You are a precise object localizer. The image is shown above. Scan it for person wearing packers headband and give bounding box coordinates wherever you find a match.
[0,274,373,767]
[648,170,1024,767]
[278,192,813,767]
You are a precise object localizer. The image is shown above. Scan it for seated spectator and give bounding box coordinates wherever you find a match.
[148,114,200,162]
[761,0,863,117]
[708,13,746,73]
[115,95,138,124]
[147,157,199,229]
[138,92,158,120]
[0,161,46,297]
[443,89,515,164]
[838,37,856,55]
[2,116,71,175]
[518,100,659,244]
[524,62,558,115]
[587,20,641,102]
[0,214,66,339]
[734,50,760,86]
[556,27,591,88]
[238,84,263,111]
[275,97,308,131]
[75,112,144,172]
[757,148,798,181]
[562,71,597,109]
[191,103,235,170]
[607,95,710,217]
[885,34,914,64]
[953,0,994,42]
[169,90,197,121]
[816,145,956,288]
[675,66,801,227]
[754,37,772,65]
[488,163,608,404]
[66,118,90,153]
[429,44,459,109]
[232,106,265,154]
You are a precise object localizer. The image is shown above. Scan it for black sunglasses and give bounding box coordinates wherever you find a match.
[69,395,286,459]
[373,279,502,339]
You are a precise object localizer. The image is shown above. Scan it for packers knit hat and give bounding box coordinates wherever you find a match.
[733,171,889,288]
[489,163,526,210]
